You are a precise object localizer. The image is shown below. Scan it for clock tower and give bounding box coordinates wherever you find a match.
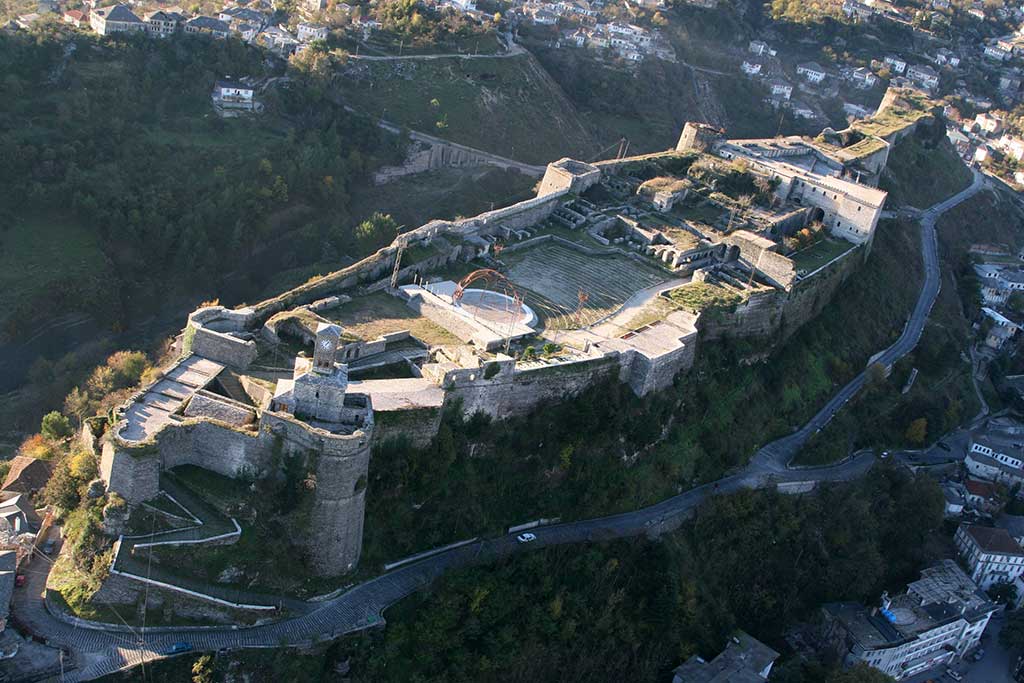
[313,323,342,374]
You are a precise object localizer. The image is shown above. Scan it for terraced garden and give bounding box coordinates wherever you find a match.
[502,242,669,329]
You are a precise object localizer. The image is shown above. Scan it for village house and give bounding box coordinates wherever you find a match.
[259,24,299,54]
[850,66,879,88]
[964,479,1001,513]
[906,63,939,90]
[791,101,815,119]
[986,44,1011,62]
[672,631,778,682]
[982,307,1021,351]
[884,54,907,74]
[955,524,1024,590]
[998,135,1024,161]
[90,4,144,35]
[296,22,328,42]
[1,457,53,497]
[212,79,256,113]
[741,60,762,76]
[748,39,772,56]
[185,15,230,38]
[842,0,874,21]
[143,9,183,36]
[63,8,87,27]
[768,76,793,100]
[796,61,827,83]
[218,6,268,30]
[972,112,1004,136]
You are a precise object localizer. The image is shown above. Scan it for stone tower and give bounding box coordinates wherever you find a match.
[676,122,724,154]
[313,322,342,373]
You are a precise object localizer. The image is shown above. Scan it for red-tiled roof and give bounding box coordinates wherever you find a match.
[963,524,1024,555]
[2,456,53,494]
[965,479,998,499]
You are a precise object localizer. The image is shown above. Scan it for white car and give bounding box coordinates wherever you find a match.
[516,533,537,543]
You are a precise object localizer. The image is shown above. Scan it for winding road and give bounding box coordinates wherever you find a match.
[11,171,988,681]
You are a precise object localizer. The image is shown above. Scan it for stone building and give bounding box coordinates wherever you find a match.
[99,322,373,575]
[822,561,995,680]
[954,524,1024,590]
[89,4,144,35]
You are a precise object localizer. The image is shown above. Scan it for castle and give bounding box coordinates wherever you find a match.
[98,95,933,580]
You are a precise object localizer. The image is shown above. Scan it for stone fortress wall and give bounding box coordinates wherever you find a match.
[99,388,374,575]
[98,98,929,590]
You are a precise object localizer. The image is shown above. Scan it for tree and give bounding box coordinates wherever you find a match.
[1000,610,1024,650]
[192,654,214,683]
[18,434,57,460]
[40,411,73,441]
[64,387,93,428]
[904,417,928,444]
[354,212,399,253]
[865,363,888,393]
[989,580,1018,606]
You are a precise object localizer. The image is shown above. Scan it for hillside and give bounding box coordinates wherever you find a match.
[335,53,600,164]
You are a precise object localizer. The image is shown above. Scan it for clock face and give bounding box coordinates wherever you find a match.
[319,339,333,351]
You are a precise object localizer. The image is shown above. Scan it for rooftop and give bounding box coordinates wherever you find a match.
[672,631,778,683]
[117,355,225,443]
[960,524,1024,556]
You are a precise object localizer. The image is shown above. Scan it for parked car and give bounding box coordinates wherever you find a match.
[972,648,985,662]
[166,642,193,655]
[947,668,963,681]
[41,539,56,555]
[516,533,537,543]
[14,575,26,588]
[938,442,951,451]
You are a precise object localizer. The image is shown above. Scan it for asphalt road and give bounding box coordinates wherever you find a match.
[11,171,989,681]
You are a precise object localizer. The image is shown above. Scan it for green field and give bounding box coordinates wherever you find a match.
[0,212,109,324]
[337,54,598,164]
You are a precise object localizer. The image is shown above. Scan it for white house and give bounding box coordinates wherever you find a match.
[212,80,256,113]
[143,10,182,36]
[851,66,879,88]
[768,77,792,100]
[741,60,762,76]
[822,561,996,680]
[973,112,1004,136]
[986,44,1011,62]
[791,101,816,119]
[796,61,827,83]
[906,63,939,90]
[89,4,144,35]
[884,54,907,73]
[296,22,328,42]
[966,432,1024,487]
[748,39,769,56]
[956,524,1024,590]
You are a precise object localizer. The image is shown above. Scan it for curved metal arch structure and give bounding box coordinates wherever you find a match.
[452,268,527,353]
[452,269,523,309]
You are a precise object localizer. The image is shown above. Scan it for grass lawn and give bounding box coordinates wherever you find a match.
[328,291,464,346]
[790,238,857,275]
[0,211,109,324]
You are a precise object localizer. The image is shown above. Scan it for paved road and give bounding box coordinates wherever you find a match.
[751,169,987,474]
[11,172,989,681]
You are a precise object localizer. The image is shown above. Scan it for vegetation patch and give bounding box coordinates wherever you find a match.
[667,282,744,314]
[328,291,463,346]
